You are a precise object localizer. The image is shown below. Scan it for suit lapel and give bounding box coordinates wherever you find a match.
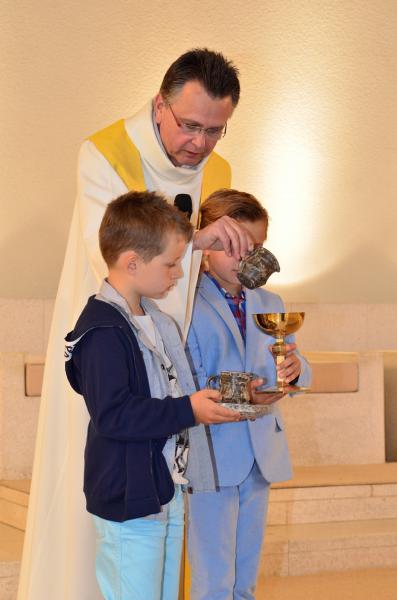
[198,275,245,364]
[245,290,276,372]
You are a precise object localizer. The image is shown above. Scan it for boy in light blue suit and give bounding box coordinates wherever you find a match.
[186,189,311,600]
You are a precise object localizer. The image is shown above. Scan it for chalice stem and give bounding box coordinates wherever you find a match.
[272,338,287,390]
[275,354,286,388]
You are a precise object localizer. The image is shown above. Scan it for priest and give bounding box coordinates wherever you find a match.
[18,48,253,599]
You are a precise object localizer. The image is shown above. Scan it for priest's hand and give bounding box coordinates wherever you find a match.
[193,216,254,260]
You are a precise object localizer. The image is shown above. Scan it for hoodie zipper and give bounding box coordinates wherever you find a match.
[149,441,161,509]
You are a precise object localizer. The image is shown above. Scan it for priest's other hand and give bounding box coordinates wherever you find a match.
[193,216,254,260]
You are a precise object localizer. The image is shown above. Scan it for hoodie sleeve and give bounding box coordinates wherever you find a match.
[71,326,196,441]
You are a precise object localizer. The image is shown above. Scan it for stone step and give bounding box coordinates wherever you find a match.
[268,464,397,526]
[2,522,397,599]
[0,480,30,531]
[0,482,397,600]
[261,518,397,577]
[2,465,395,531]
[257,567,397,600]
[0,522,24,600]
[273,463,397,488]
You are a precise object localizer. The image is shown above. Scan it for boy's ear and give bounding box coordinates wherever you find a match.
[128,259,137,272]
[119,250,140,273]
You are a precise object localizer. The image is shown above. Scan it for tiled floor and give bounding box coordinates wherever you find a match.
[257,568,397,599]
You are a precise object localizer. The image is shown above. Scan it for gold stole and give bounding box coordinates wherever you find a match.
[89,118,231,599]
[89,118,231,205]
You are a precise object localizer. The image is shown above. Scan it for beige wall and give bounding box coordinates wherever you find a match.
[1,0,396,301]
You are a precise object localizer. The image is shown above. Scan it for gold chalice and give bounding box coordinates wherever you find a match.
[253,312,309,393]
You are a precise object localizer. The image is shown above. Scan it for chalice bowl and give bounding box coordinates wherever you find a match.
[253,312,309,393]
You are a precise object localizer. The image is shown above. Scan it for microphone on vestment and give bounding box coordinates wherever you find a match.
[174,194,193,220]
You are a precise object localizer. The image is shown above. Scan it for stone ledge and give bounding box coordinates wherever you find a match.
[306,352,358,393]
[23,352,362,397]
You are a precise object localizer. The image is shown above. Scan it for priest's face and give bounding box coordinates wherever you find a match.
[154,81,234,167]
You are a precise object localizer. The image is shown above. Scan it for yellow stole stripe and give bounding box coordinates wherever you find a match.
[89,119,231,204]
[89,119,147,192]
[200,151,231,202]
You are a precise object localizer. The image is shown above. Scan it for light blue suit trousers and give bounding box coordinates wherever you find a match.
[188,462,269,600]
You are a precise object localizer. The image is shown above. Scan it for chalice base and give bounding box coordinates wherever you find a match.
[259,383,310,394]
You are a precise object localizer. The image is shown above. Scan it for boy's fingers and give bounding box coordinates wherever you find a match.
[204,389,222,402]
[278,353,301,382]
[284,343,297,354]
[212,404,241,422]
[252,391,284,404]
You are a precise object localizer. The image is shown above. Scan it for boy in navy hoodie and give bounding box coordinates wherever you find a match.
[65,190,239,600]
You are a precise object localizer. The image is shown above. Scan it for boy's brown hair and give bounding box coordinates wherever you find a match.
[99,191,193,266]
[199,188,269,234]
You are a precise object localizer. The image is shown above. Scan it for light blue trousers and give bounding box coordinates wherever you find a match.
[188,462,270,600]
[92,485,184,600]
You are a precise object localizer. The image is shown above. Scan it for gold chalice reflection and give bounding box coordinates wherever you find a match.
[253,312,309,393]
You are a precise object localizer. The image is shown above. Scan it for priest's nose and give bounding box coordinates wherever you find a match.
[190,132,206,151]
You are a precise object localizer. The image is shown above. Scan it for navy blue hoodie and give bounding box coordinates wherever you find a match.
[65,296,195,522]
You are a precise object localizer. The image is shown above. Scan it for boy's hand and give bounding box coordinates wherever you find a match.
[190,389,242,425]
[249,378,285,405]
[193,216,254,260]
[269,343,302,384]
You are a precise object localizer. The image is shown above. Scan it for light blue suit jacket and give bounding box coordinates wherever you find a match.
[186,274,311,486]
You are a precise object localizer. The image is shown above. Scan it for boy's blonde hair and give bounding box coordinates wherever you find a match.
[199,188,269,234]
[99,191,193,267]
